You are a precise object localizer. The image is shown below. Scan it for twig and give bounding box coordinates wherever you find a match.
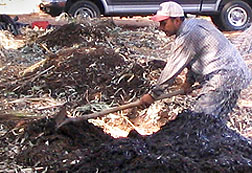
[19,58,47,77]
[13,65,55,91]
[40,43,52,54]
[120,114,145,135]
[3,167,45,173]
[9,97,65,110]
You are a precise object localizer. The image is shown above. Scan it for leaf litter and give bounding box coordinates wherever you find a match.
[0,18,252,172]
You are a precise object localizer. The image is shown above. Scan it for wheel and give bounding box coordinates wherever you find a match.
[211,15,224,30]
[68,1,100,19]
[220,1,252,31]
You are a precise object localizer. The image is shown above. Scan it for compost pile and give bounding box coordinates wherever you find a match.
[1,45,153,105]
[1,18,252,172]
[69,110,252,172]
[3,109,252,172]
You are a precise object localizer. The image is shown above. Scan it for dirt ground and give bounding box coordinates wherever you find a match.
[1,13,252,172]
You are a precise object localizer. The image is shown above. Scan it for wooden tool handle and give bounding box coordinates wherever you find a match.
[57,100,141,128]
[57,86,199,129]
[81,100,141,120]
[78,88,189,121]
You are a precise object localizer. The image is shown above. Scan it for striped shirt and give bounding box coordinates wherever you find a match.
[152,18,251,97]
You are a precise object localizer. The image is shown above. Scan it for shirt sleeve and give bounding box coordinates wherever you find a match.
[150,31,197,99]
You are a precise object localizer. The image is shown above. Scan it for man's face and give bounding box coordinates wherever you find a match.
[159,18,178,37]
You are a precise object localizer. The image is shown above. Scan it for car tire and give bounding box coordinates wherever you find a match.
[68,1,101,18]
[220,0,252,31]
[211,15,224,30]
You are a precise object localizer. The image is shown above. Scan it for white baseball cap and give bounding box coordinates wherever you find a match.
[151,1,184,22]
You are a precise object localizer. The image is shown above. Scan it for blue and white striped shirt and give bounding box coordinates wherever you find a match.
[152,18,251,97]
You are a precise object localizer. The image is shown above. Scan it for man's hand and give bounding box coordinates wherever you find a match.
[138,94,155,109]
[181,82,193,94]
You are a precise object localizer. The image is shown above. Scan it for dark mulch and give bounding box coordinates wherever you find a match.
[5,110,250,172]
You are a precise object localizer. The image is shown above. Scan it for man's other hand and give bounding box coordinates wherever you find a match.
[181,82,193,94]
[138,94,155,109]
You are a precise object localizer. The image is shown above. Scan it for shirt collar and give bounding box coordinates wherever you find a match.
[176,19,187,37]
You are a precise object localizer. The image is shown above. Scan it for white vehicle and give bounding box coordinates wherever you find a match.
[40,0,252,31]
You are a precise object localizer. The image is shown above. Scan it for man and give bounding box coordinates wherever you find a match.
[139,1,251,118]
